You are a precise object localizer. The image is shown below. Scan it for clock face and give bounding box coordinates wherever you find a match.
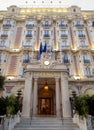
[44,60,50,65]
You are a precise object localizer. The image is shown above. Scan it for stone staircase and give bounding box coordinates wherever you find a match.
[14,117,80,130]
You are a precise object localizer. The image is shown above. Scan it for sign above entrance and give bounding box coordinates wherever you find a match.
[34,72,60,78]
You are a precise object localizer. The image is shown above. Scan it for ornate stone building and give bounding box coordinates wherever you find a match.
[0,5,94,118]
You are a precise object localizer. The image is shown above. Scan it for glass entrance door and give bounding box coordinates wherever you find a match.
[39,98,51,115]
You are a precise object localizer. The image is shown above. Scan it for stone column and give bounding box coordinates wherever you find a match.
[55,77,60,117]
[61,72,71,118]
[22,72,33,117]
[33,78,38,115]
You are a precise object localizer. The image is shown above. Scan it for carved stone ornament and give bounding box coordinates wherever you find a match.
[40,52,56,69]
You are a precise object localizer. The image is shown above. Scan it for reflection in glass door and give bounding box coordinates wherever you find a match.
[39,98,51,115]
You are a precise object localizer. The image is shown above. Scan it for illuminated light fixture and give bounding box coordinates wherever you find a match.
[72,48,77,51]
[27,10,31,13]
[63,8,67,12]
[7,76,15,80]
[54,48,58,51]
[20,10,25,13]
[44,81,49,90]
[74,76,80,80]
[44,60,50,66]
[12,49,20,52]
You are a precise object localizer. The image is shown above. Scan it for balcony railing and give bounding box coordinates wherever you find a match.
[63,59,70,64]
[83,59,90,63]
[1,34,8,38]
[43,34,50,38]
[78,34,85,38]
[75,24,84,28]
[23,59,30,63]
[26,24,35,28]
[61,34,68,38]
[25,34,32,38]
[3,24,11,28]
[42,24,52,27]
[23,44,32,47]
[59,24,67,28]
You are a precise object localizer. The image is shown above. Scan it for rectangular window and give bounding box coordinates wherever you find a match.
[78,30,83,35]
[63,53,70,63]
[3,20,11,25]
[61,30,67,35]
[0,40,5,46]
[44,30,49,35]
[76,21,81,25]
[80,40,88,47]
[43,30,50,37]
[61,40,68,46]
[83,54,90,63]
[24,40,32,46]
[59,21,66,26]
[23,53,30,63]
[26,30,32,35]
[85,67,91,76]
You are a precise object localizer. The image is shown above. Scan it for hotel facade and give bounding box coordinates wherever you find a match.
[0,5,94,119]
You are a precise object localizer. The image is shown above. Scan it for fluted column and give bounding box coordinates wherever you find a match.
[55,77,60,117]
[22,72,33,117]
[61,72,71,118]
[33,78,38,115]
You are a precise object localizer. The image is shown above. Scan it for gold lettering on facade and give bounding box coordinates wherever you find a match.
[39,72,55,77]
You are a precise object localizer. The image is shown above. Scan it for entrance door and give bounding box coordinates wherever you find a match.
[39,98,51,115]
[38,81,55,115]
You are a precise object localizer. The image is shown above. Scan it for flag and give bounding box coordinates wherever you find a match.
[43,41,47,52]
[37,42,42,60]
[40,42,43,55]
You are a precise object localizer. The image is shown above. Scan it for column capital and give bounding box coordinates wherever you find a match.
[25,71,33,79]
[61,72,68,79]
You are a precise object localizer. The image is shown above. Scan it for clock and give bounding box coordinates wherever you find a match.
[44,60,50,66]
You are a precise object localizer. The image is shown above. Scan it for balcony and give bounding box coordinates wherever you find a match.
[83,59,90,64]
[23,59,30,63]
[25,34,32,38]
[61,34,68,38]
[61,45,70,50]
[63,59,70,64]
[26,24,35,28]
[1,34,8,39]
[79,45,90,51]
[78,34,85,38]
[22,45,33,51]
[43,34,50,38]
[75,24,84,28]
[42,24,52,28]
[59,24,67,28]
[3,24,11,29]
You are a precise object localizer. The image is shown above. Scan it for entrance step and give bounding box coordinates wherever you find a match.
[14,117,80,130]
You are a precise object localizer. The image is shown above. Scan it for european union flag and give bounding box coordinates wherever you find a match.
[40,42,43,54]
